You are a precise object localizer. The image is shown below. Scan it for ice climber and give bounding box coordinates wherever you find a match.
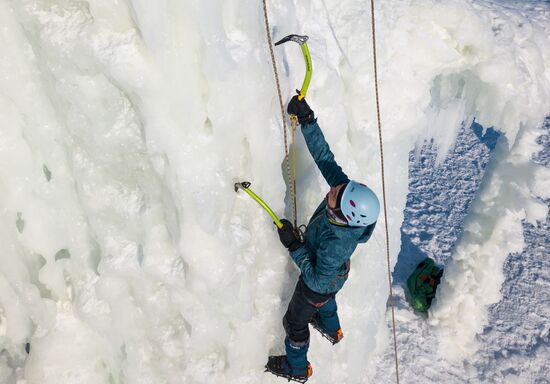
[265,96,380,382]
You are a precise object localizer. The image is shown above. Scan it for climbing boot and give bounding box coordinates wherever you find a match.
[310,312,344,345]
[265,355,312,383]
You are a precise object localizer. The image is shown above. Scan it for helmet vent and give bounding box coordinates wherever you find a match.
[350,200,356,207]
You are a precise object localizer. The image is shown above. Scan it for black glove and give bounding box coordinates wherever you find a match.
[277,219,303,252]
[287,95,315,125]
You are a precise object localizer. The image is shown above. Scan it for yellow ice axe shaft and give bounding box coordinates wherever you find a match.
[275,34,312,100]
[234,182,283,229]
[298,43,312,100]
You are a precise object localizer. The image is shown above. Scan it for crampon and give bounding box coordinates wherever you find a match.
[310,314,344,345]
[265,355,312,383]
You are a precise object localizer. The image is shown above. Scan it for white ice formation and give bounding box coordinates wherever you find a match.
[0,0,548,383]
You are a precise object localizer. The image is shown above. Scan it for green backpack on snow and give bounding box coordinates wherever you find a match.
[406,257,443,313]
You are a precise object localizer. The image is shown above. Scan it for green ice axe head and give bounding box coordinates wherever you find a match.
[274,34,312,101]
[274,34,309,46]
[234,181,251,192]
[234,181,283,229]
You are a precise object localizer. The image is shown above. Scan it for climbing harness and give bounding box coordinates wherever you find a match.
[369,0,400,382]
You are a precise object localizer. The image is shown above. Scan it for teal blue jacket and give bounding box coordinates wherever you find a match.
[290,120,376,295]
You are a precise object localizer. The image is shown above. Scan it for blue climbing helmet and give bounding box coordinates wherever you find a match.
[340,180,380,227]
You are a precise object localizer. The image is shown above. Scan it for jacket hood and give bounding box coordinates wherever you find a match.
[331,220,375,243]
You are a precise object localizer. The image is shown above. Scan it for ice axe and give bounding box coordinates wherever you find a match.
[234,182,283,229]
[273,34,313,232]
[274,34,312,100]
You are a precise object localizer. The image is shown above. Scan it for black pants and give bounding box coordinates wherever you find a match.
[283,278,335,343]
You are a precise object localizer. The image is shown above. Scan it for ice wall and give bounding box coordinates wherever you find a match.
[0,0,548,383]
[428,129,549,359]
[425,1,550,360]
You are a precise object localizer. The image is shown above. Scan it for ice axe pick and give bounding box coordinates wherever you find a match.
[274,34,312,100]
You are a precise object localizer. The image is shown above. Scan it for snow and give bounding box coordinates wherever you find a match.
[0,0,548,383]
[377,119,550,383]
[429,123,548,359]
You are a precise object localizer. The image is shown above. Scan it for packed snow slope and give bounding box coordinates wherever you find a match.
[0,0,549,383]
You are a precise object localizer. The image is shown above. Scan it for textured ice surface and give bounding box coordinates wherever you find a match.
[476,119,550,382]
[396,122,499,273]
[0,0,549,383]
[376,118,549,383]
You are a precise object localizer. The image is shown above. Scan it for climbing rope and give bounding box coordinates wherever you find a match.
[261,0,299,230]
[370,0,400,383]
